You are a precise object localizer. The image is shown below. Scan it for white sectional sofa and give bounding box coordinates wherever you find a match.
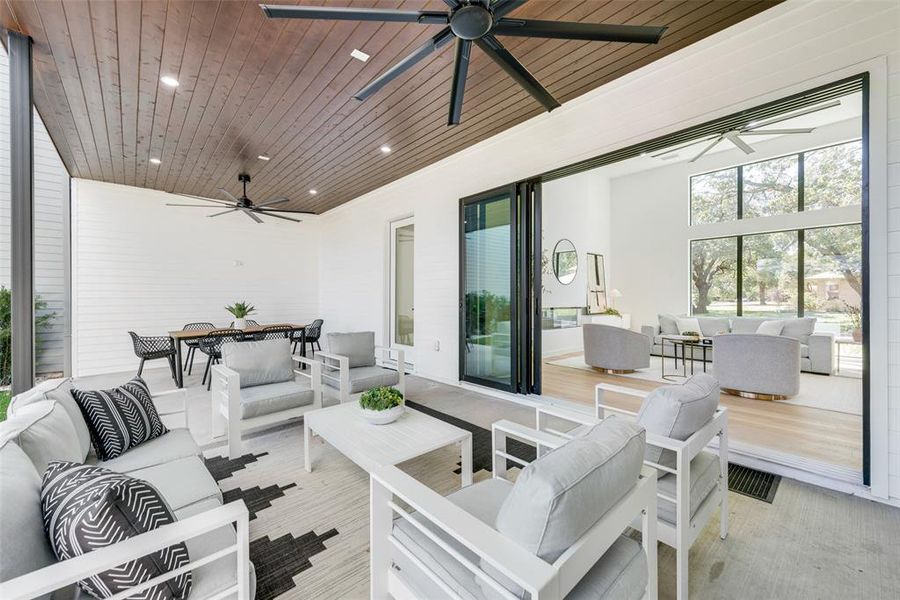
[641,315,834,375]
[0,378,254,600]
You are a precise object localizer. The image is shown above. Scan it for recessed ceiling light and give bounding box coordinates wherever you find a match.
[309,189,318,195]
[258,155,271,161]
[149,157,161,165]
[350,48,370,63]
[160,76,179,88]
[380,145,391,154]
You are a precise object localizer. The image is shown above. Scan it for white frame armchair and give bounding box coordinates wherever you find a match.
[317,345,406,404]
[211,354,323,459]
[534,384,729,600]
[370,419,658,600]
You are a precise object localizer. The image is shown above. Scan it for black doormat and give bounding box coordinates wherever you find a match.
[728,463,781,503]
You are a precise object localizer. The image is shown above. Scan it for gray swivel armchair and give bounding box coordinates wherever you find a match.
[583,324,651,373]
[713,334,801,399]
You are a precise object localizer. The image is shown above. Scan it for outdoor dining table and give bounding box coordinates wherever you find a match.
[167,323,307,388]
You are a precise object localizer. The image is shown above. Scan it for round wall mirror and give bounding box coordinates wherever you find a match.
[552,239,577,285]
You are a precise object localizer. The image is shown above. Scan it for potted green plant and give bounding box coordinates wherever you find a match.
[844,302,862,342]
[225,301,256,329]
[359,386,405,425]
[599,307,621,317]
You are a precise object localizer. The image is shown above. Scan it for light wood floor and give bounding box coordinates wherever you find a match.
[542,353,863,471]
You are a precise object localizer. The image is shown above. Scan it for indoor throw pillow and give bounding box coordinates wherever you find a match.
[72,377,167,461]
[40,461,192,600]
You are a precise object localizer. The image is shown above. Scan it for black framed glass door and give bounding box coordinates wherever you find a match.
[459,182,541,394]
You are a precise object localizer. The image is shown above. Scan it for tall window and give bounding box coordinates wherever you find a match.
[690,237,737,315]
[804,224,862,335]
[804,142,862,210]
[690,168,737,225]
[742,155,799,219]
[741,231,798,317]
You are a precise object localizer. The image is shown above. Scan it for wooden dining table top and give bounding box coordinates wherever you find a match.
[168,323,307,341]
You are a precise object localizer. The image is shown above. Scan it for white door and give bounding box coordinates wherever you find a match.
[390,217,415,358]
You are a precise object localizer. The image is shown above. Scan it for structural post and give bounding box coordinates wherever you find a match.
[9,31,34,394]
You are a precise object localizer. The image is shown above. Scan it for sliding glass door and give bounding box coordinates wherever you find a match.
[459,183,541,394]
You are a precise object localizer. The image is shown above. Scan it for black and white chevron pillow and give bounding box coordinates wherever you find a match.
[73,377,168,461]
[41,461,192,600]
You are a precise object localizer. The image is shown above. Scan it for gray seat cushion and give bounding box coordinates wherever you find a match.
[565,536,647,600]
[697,317,730,337]
[175,499,257,600]
[729,318,766,334]
[323,365,400,394]
[126,455,222,512]
[0,441,57,586]
[657,450,721,525]
[11,378,92,460]
[93,428,201,472]
[1,400,82,473]
[327,331,376,367]
[222,339,294,388]
[240,380,315,419]
[781,317,816,345]
[496,417,645,563]
[636,373,719,469]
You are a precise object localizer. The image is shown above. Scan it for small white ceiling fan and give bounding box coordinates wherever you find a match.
[652,99,842,163]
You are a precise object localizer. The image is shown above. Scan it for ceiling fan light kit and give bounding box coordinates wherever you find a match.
[260,0,667,125]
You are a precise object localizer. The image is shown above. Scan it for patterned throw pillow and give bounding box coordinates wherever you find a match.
[72,377,168,461]
[41,461,192,600]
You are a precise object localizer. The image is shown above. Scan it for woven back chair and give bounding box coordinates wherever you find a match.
[199,329,245,389]
[181,322,215,375]
[294,319,324,354]
[128,331,177,381]
[255,324,294,341]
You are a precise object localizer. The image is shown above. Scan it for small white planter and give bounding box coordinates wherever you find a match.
[360,404,404,425]
[233,318,248,329]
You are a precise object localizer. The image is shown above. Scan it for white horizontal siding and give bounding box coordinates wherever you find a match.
[71,179,319,377]
[0,45,70,376]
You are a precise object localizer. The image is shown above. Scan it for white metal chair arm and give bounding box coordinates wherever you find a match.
[312,351,347,372]
[371,465,560,600]
[0,502,251,600]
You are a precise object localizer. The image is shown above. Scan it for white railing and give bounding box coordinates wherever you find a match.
[0,502,250,600]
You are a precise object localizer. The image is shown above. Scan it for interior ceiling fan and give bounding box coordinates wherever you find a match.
[653,99,843,163]
[166,174,311,223]
[260,0,667,125]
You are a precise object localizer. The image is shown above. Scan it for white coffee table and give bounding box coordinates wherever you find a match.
[304,402,473,487]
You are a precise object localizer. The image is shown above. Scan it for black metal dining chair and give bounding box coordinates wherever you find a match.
[128,332,178,382]
[254,324,294,341]
[293,319,323,355]
[199,329,245,390]
[182,322,214,376]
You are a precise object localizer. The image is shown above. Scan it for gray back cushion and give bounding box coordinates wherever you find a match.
[10,378,91,461]
[697,317,730,337]
[495,417,645,563]
[781,317,816,345]
[637,373,719,468]
[222,339,294,388]
[658,314,679,335]
[730,317,766,334]
[0,440,57,585]
[327,331,376,368]
[1,400,83,473]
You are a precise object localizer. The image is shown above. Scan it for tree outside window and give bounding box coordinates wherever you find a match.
[742,155,799,219]
[691,237,737,315]
[690,168,737,225]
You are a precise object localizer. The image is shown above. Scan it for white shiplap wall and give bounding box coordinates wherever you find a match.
[318,0,900,499]
[71,180,319,377]
[0,46,70,375]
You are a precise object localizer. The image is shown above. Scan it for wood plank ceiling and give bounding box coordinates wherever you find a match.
[1,0,780,213]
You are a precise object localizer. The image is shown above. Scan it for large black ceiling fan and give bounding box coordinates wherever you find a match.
[166,174,312,223]
[260,1,667,125]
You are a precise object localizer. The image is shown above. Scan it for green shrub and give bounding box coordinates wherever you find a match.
[0,286,55,387]
[0,391,9,422]
[359,386,403,411]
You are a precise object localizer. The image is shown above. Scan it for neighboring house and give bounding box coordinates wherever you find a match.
[0,47,69,377]
[805,271,861,307]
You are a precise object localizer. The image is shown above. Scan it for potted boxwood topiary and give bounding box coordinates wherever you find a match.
[359,386,405,425]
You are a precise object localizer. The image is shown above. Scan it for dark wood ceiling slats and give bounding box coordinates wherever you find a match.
[3,0,780,212]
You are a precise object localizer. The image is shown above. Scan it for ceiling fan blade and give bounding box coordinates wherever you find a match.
[724,131,755,155]
[448,39,472,126]
[651,134,720,158]
[493,18,666,43]
[173,193,234,205]
[740,128,816,135]
[259,5,448,25]
[241,208,263,224]
[207,208,240,218]
[254,197,291,208]
[166,203,234,208]
[257,208,316,215]
[689,135,724,163]
[256,211,302,223]
[745,99,841,130]
[492,0,528,19]
[218,188,240,203]
[475,35,559,112]
[354,27,455,101]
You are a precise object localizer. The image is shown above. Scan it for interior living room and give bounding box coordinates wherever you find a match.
[2,1,900,600]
